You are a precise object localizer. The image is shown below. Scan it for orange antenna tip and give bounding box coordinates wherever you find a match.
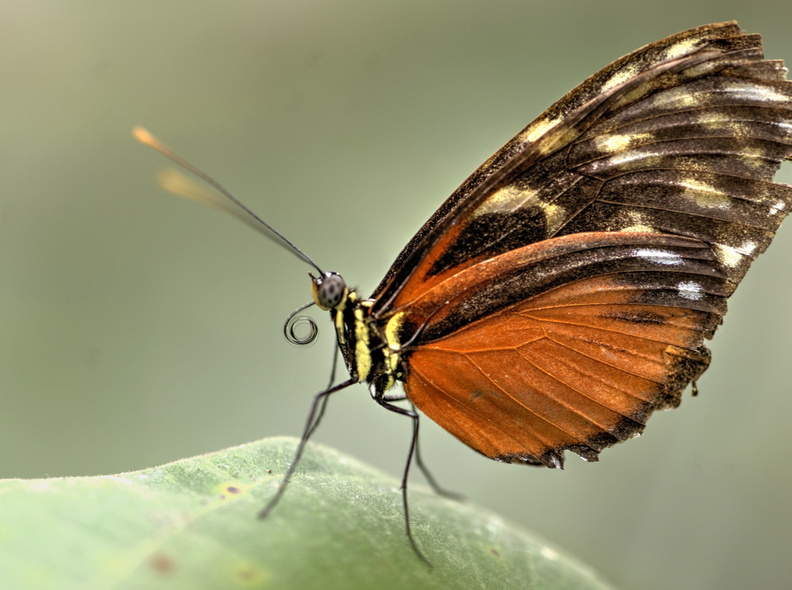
[132,126,155,146]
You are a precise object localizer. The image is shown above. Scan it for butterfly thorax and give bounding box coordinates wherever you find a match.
[330,291,407,396]
[311,271,407,396]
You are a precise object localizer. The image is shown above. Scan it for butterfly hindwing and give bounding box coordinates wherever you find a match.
[405,287,712,467]
[398,232,722,466]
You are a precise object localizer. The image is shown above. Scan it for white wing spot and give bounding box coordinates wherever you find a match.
[607,151,649,167]
[634,248,683,265]
[677,280,704,301]
[723,84,789,104]
[741,240,758,256]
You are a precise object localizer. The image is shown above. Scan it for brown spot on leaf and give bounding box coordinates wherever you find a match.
[149,552,175,575]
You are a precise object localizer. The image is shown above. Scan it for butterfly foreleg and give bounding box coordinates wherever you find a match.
[305,344,342,439]
[258,377,356,520]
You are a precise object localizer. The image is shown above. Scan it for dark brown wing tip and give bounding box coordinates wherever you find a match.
[650,344,712,411]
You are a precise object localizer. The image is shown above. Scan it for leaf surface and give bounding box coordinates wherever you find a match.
[0,438,616,590]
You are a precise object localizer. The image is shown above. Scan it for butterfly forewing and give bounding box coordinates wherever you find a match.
[366,22,792,466]
[372,23,754,305]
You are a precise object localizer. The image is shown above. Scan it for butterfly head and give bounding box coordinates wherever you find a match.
[310,271,349,311]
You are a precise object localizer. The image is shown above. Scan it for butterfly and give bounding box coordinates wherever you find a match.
[135,21,792,562]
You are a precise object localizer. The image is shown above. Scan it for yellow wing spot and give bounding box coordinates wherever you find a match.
[691,111,740,135]
[474,184,539,217]
[600,63,641,92]
[713,243,744,268]
[673,92,700,109]
[622,210,655,233]
[595,132,652,154]
[622,223,655,233]
[697,111,729,125]
[683,60,722,79]
[617,86,652,109]
[741,145,771,167]
[680,179,731,210]
[541,201,567,234]
[520,116,563,144]
[663,37,700,60]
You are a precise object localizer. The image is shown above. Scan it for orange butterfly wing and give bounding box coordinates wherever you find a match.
[397,231,723,466]
[404,273,712,467]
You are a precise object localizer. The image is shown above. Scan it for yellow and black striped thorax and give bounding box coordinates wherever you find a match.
[310,271,407,395]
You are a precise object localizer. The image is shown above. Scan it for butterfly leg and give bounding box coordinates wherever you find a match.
[305,344,342,439]
[376,389,464,501]
[258,377,356,520]
[374,394,432,566]
[410,401,465,502]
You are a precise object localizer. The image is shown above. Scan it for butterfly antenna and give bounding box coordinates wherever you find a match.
[132,126,324,275]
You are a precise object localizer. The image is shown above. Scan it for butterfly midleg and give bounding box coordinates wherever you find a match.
[374,393,432,566]
[410,401,465,502]
[378,391,463,501]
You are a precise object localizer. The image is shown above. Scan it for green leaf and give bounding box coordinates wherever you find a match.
[0,438,617,590]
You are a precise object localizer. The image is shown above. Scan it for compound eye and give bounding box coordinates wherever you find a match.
[313,272,346,309]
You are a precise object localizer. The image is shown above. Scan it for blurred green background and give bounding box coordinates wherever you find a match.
[2,1,791,589]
